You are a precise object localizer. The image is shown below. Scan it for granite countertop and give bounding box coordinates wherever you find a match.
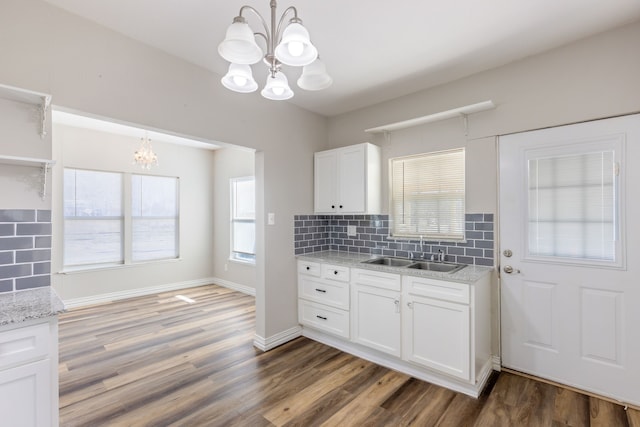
[0,287,66,326]
[297,250,493,284]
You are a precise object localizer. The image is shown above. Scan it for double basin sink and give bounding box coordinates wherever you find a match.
[361,256,466,274]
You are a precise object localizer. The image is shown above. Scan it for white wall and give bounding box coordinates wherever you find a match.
[211,147,256,292]
[51,124,216,302]
[0,0,327,342]
[327,20,640,357]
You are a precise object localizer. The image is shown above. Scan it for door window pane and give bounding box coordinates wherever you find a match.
[528,150,616,261]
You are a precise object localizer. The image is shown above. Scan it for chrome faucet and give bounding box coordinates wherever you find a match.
[437,249,445,262]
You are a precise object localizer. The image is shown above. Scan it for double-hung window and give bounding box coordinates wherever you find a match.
[63,169,179,269]
[390,148,465,240]
[132,175,179,262]
[230,177,255,263]
[64,169,123,267]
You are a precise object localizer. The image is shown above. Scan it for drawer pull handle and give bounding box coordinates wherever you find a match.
[316,315,327,320]
[315,288,327,293]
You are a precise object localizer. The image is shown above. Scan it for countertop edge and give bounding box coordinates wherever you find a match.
[0,287,66,327]
[297,251,493,284]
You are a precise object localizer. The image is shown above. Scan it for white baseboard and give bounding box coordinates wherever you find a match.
[492,355,502,371]
[62,277,217,309]
[211,277,256,296]
[253,326,302,352]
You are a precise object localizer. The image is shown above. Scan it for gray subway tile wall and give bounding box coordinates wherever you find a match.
[294,213,495,266]
[0,209,52,292]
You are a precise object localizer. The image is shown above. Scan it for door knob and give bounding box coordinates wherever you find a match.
[503,265,520,274]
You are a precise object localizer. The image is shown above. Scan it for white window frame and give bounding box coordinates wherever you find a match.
[230,176,256,264]
[389,148,466,241]
[63,168,180,271]
[131,174,180,263]
[63,168,124,268]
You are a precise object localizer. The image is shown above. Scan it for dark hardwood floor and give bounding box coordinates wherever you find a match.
[58,284,638,426]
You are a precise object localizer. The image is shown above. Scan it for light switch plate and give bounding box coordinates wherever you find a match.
[347,225,357,236]
[268,213,275,225]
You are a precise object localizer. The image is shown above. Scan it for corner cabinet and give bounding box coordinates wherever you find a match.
[314,143,381,214]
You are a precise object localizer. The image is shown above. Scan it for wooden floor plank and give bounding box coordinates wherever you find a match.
[589,396,629,427]
[58,284,632,427]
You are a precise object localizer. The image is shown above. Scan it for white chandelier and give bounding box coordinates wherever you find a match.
[218,0,332,100]
[133,133,158,170]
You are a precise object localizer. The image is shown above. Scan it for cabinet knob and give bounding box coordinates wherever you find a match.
[407,302,413,309]
[394,300,400,313]
[334,270,338,275]
[306,266,310,270]
[339,205,343,209]
[331,205,335,209]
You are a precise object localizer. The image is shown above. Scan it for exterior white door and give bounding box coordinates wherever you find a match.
[499,114,640,406]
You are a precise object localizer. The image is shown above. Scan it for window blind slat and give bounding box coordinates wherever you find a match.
[390,149,465,240]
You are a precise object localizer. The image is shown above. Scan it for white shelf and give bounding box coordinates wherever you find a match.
[0,83,52,138]
[0,84,51,108]
[0,156,55,200]
[0,155,55,168]
[364,100,495,134]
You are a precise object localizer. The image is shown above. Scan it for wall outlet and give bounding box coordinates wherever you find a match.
[347,225,357,236]
[268,212,275,225]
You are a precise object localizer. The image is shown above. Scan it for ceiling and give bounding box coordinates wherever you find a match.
[42,0,640,117]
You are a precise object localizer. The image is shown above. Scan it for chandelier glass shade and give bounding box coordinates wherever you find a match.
[218,1,331,100]
[133,133,158,170]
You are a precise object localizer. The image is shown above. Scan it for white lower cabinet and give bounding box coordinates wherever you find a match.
[0,317,59,427]
[0,358,51,427]
[297,259,492,397]
[403,294,471,380]
[298,261,350,338]
[351,268,401,357]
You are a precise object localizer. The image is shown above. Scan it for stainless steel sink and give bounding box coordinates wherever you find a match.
[362,257,416,267]
[407,261,466,273]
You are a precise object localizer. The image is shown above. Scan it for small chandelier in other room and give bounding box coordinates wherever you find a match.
[218,0,332,100]
[133,133,158,170]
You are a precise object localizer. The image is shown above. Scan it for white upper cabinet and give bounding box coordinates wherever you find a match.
[314,143,381,214]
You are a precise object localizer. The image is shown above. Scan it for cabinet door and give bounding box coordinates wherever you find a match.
[314,150,337,213]
[403,295,471,381]
[351,285,401,357]
[337,145,366,212]
[0,358,51,427]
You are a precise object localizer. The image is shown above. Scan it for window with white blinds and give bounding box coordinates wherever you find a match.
[390,148,465,240]
[528,149,618,262]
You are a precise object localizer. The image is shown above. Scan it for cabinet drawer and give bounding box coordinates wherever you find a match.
[299,300,349,339]
[321,264,350,282]
[299,276,349,310]
[403,276,470,304]
[351,268,401,291]
[298,260,321,277]
[0,321,50,370]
